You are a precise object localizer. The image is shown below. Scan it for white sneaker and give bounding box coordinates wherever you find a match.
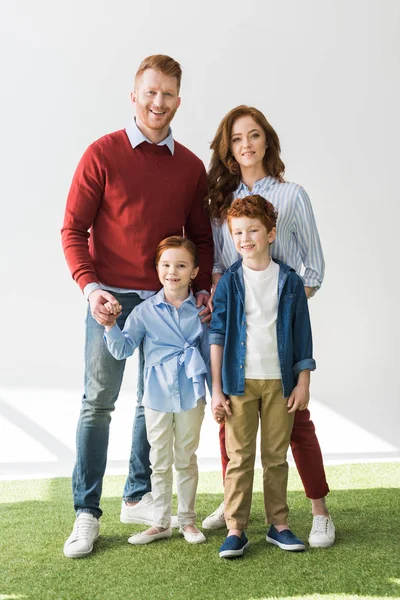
[201,502,226,530]
[63,513,100,558]
[308,515,336,548]
[120,495,180,528]
[120,493,154,525]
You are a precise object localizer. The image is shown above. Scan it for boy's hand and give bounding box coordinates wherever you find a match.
[287,383,310,413]
[211,391,232,422]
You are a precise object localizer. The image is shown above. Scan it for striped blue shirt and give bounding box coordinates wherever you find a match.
[212,176,325,290]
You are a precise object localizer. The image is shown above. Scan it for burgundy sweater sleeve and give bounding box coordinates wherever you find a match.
[185,166,213,294]
[61,143,105,291]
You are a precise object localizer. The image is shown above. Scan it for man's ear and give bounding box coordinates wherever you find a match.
[268,227,277,244]
[131,91,136,106]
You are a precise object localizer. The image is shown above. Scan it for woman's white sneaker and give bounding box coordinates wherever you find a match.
[63,513,100,558]
[308,515,335,548]
[201,502,226,530]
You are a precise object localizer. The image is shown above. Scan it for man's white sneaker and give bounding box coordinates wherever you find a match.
[308,515,335,548]
[201,502,226,530]
[63,513,100,558]
[120,495,179,528]
[120,493,154,525]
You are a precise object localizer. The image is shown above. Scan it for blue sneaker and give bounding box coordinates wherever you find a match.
[266,525,305,551]
[219,532,250,558]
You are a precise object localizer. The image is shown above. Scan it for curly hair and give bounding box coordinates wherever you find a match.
[227,195,278,233]
[207,106,285,222]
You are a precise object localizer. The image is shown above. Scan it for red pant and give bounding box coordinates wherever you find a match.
[219,408,329,499]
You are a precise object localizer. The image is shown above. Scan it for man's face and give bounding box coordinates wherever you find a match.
[132,68,181,140]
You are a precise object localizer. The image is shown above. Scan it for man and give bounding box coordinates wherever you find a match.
[61,55,213,558]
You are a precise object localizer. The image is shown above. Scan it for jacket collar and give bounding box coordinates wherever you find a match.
[229,258,294,302]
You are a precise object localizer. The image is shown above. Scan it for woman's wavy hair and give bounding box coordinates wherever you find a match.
[207,106,285,222]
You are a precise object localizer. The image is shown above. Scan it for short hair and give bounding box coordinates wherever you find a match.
[135,54,182,92]
[155,236,198,267]
[227,195,278,233]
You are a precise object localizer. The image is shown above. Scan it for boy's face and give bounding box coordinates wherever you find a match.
[230,216,276,263]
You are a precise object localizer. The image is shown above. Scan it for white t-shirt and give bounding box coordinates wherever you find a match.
[243,260,281,380]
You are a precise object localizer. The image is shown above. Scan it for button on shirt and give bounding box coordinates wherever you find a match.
[104,289,210,412]
[212,176,325,291]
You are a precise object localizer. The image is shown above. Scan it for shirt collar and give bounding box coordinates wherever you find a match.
[153,288,196,307]
[125,118,175,155]
[236,175,277,194]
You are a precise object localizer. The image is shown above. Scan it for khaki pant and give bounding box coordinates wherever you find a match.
[224,379,294,529]
[145,400,205,529]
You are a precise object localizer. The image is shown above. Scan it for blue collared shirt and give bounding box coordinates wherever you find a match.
[212,176,325,292]
[210,259,316,398]
[104,289,210,412]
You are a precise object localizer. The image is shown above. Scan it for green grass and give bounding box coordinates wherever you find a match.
[1,463,400,600]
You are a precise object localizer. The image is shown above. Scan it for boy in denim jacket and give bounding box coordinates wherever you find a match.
[210,195,316,559]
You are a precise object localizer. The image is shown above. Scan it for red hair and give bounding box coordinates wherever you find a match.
[155,236,198,267]
[207,105,285,221]
[227,195,278,233]
[135,54,182,92]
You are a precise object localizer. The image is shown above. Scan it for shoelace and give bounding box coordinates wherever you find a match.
[312,515,328,534]
[73,517,94,540]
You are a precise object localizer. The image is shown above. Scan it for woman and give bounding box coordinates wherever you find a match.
[202,105,335,548]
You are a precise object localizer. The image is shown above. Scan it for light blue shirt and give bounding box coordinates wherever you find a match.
[212,176,325,291]
[104,289,210,412]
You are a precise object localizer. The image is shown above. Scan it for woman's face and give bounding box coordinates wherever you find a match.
[230,115,267,173]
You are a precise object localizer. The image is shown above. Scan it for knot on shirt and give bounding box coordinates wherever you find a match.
[178,342,208,383]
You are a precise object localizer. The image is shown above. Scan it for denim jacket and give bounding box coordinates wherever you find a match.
[209,258,316,398]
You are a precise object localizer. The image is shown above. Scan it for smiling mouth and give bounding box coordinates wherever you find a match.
[242,152,255,156]
[241,245,255,250]
[150,109,166,115]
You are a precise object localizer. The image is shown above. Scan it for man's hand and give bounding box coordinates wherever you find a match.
[287,383,310,413]
[196,292,212,323]
[89,289,122,326]
[211,391,232,423]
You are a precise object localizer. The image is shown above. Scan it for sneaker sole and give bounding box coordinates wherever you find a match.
[266,536,305,552]
[63,533,100,559]
[219,541,250,558]
[308,538,335,548]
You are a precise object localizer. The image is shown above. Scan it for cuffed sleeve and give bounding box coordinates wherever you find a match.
[294,187,325,292]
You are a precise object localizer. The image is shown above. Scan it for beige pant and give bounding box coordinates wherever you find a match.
[224,379,294,529]
[145,400,205,529]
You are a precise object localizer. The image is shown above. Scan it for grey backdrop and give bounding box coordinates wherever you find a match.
[1,0,399,475]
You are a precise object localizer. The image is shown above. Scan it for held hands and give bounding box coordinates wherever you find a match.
[287,383,310,414]
[89,289,122,327]
[211,391,232,423]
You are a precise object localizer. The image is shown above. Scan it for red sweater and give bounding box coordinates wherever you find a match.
[62,130,213,293]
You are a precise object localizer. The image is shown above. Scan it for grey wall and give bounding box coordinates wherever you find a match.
[1,0,399,465]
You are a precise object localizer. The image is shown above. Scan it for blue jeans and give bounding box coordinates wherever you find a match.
[73,291,151,518]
